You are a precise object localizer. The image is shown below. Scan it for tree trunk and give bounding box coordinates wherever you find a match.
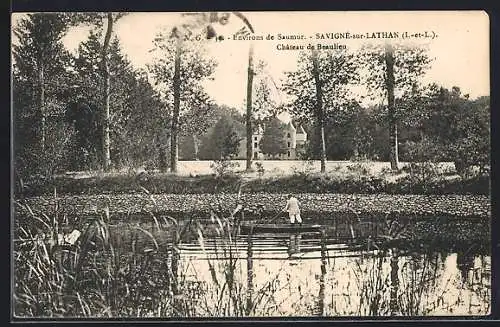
[385,43,399,170]
[246,44,254,171]
[38,66,46,152]
[193,134,199,160]
[171,37,182,173]
[389,248,400,315]
[246,233,254,315]
[158,134,168,173]
[101,13,113,172]
[311,49,326,173]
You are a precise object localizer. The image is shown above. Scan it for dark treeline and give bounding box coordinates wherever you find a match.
[13,13,219,181]
[303,88,489,174]
[13,14,164,179]
[180,87,490,179]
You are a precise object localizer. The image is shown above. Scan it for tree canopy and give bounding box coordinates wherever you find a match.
[259,116,288,158]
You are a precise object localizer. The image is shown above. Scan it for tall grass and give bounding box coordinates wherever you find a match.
[184,192,289,317]
[14,187,186,318]
[13,187,288,318]
[350,213,490,317]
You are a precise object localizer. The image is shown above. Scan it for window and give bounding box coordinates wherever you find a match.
[287,142,291,148]
[287,151,291,157]
[287,133,291,138]
[254,142,258,148]
[254,152,258,158]
[254,136,257,141]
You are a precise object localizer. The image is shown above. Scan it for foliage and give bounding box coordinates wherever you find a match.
[254,162,265,178]
[16,169,490,197]
[212,115,243,160]
[13,196,184,317]
[12,13,76,180]
[360,43,432,100]
[425,88,490,176]
[65,12,128,171]
[283,50,359,120]
[259,116,288,158]
[359,43,432,169]
[12,14,72,82]
[252,60,284,120]
[210,160,240,178]
[397,86,490,177]
[68,28,168,171]
[119,71,166,169]
[282,49,359,161]
[148,32,217,171]
[291,160,315,177]
[72,33,138,169]
[197,106,245,160]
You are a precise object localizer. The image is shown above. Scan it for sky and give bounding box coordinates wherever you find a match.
[11,11,490,116]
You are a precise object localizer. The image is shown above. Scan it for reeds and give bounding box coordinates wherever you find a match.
[185,192,287,317]
[14,187,181,318]
[13,187,287,318]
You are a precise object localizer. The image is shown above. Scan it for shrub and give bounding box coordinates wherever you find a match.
[403,162,440,182]
[290,160,315,177]
[254,162,265,178]
[15,168,490,197]
[210,160,240,178]
[346,163,370,176]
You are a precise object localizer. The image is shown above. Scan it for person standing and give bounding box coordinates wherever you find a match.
[284,194,302,225]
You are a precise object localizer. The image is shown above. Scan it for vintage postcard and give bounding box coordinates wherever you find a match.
[11,11,490,319]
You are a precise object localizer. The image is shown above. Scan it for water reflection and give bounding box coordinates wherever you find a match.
[175,232,490,317]
[288,233,302,256]
[59,222,490,317]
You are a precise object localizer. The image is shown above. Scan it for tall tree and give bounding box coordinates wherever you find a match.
[149,30,217,173]
[253,60,283,122]
[259,116,288,158]
[311,49,327,172]
[385,43,398,170]
[167,12,256,169]
[283,49,358,172]
[12,13,76,179]
[246,44,255,170]
[171,35,182,172]
[212,115,242,160]
[360,42,431,170]
[67,12,127,171]
[72,32,138,169]
[12,13,72,153]
[101,12,113,171]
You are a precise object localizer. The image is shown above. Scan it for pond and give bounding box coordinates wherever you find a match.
[13,217,491,318]
[160,234,491,317]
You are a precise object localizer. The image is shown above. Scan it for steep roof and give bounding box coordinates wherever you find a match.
[296,125,307,134]
[286,121,296,131]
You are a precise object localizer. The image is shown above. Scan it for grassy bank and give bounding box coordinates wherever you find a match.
[16,193,491,219]
[16,169,490,197]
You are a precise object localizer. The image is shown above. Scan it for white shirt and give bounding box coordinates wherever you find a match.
[285,197,300,215]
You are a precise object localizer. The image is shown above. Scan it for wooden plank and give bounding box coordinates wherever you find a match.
[240,223,323,234]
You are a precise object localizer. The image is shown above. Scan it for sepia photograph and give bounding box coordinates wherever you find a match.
[11,11,491,319]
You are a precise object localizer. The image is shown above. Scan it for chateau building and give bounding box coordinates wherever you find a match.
[236,122,307,160]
